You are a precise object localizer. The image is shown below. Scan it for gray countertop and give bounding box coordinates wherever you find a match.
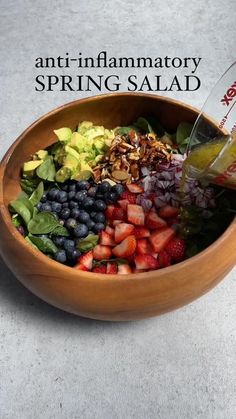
[0,1,235,418]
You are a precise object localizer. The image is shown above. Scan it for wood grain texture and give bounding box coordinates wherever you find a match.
[0,93,235,321]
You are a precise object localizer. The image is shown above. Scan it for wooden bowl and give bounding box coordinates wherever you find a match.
[0,93,235,321]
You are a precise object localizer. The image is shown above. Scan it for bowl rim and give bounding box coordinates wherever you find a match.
[0,92,235,283]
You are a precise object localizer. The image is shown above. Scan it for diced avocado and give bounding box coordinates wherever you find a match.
[54,127,72,143]
[84,127,105,141]
[94,138,105,152]
[69,132,86,151]
[65,145,81,160]
[23,160,43,172]
[77,121,93,134]
[64,154,79,170]
[55,167,72,182]
[36,150,48,160]
[94,154,104,164]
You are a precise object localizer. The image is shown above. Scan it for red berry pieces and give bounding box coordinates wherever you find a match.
[127,204,145,226]
[158,205,180,219]
[78,250,93,270]
[93,245,112,260]
[114,223,134,243]
[112,235,137,258]
[92,265,107,273]
[149,227,175,253]
[134,254,160,270]
[165,237,186,262]
[120,190,137,204]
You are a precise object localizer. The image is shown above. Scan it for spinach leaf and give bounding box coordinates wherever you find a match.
[144,117,165,136]
[10,197,34,225]
[11,214,22,227]
[176,122,193,146]
[25,236,38,249]
[93,258,127,266]
[76,234,99,252]
[115,126,139,135]
[20,178,40,195]
[51,225,69,237]
[29,181,44,206]
[134,117,153,133]
[28,234,58,254]
[28,212,60,234]
[36,156,56,182]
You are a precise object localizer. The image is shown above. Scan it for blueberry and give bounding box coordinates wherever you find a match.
[40,193,47,203]
[66,249,81,261]
[105,191,118,203]
[74,223,88,238]
[54,250,67,263]
[62,202,69,208]
[75,190,87,202]
[57,191,68,203]
[95,193,104,200]
[41,202,52,212]
[98,181,111,193]
[112,184,124,195]
[63,239,75,252]
[83,197,95,210]
[78,211,90,223]
[52,236,66,246]
[86,220,95,230]
[51,202,62,213]
[69,183,76,192]
[93,223,105,233]
[60,208,71,219]
[48,188,59,200]
[69,201,78,209]
[68,190,76,200]
[36,202,42,211]
[96,212,105,223]
[61,184,69,191]
[94,200,106,211]
[71,208,80,219]
[87,186,98,197]
[65,218,77,230]
[90,211,97,219]
[76,180,90,190]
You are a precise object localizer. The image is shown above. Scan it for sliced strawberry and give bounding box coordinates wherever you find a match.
[105,205,115,219]
[118,199,129,210]
[126,183,144,193]
[134,254,160,270]
[114,222,134,243]
[105,226,115,236]
[158,250,172,268]
[118,264,132,274]
[93,245,112,260]
[113,219,123,226]
[112,235,137,258]
[133,227,150,239]
[159,205,180,219]
[92,265,107,273]
[127,204,145,226]
[136,238,153,254]
[112,207,126,221]
[120,190,137,204]
[74,263,89,272]
[165,237,186,262]
[106,262,118,274]
[78,250,93,270]
[146,210,167,229]
[100,231,116,246]
[149,227,175,253]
